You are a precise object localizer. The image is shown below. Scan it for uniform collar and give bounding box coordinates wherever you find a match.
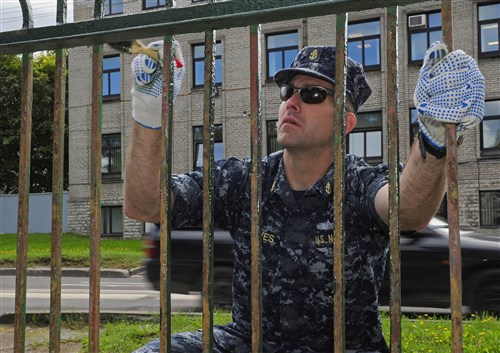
[269,156,334,202]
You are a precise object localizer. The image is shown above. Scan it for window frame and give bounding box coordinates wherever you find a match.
[266,120,281,155]
[479,190,500,228]
[193,124,224,169]
[478,2,500,58]
[104,0,123,16]
[347,18,381,71]
[410,108,419,146]
[347,111,383,165]
[101,133,122,180]
[102,55,121,101]
[143,0,165,10]
[101,206,123,237]
[265,31,299,81]
[192,41,222,89]
[407,11,442,65]
[480,100,500,157]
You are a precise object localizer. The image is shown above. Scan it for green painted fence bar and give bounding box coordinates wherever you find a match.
[5,1,468,352]
[1,0,425,55]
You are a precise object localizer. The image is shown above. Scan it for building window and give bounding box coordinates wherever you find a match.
[348,111,382,164]
[102,206,123,236]
[410,108,419,146]
[480,191,500,227]
[192,42,222,88]
[143,0,165,9]
[478,2,500,57]
[193,125,223,169]
[102,55,121,100]
[102,134,122,179]
[266,31,299,80]
[104,0,123,16]
[348,19,381,69]
[266,120,282,155]
[408,11,442,63]
[480,100,500,156]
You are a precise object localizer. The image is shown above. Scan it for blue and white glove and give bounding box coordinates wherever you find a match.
[414,41,485,153]
[131,40,185,129]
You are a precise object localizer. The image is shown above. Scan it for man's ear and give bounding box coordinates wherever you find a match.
[345,112,357,134]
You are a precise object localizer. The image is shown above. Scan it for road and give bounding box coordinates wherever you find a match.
[0,274,202,317]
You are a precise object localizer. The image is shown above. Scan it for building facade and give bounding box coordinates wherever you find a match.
[68,0,500,238]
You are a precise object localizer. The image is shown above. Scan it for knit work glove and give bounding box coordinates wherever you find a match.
[414,41,485,151]
[131,40,185,129]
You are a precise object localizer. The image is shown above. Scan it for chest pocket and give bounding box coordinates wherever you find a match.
[308,234,334,275]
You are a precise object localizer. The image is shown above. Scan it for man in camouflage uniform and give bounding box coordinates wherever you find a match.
[125,42,484,352]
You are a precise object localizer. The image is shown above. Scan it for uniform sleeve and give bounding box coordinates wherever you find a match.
[170,157,250,230]
[345,155,391,246]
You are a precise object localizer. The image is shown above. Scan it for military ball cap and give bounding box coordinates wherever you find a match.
[273,46,372,113]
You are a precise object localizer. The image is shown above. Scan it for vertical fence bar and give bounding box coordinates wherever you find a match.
[13,1,33,352]
[159,36,174,353]
[386,6,402,353]
[49,1,68,352]
[441,1,464,352]
[249,24,263,353]
[201,28,216,353]
[333,12,348,353]
[88,1,104,351]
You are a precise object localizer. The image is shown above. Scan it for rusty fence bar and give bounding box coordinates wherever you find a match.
[386,6,402,353]
[5,1,468,352]
[249,24,263,353]
[333,12,348,353]
[88,2,105,352]
[49,1,68,352]
[201,27,217,353]
[158,36,175,353]
[13,1,33,352]
[441,1,464,352]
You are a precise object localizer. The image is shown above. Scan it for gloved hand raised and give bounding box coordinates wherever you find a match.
[131,40,185,129]
[414,41,485,153]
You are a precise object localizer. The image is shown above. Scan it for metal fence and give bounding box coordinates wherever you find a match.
[1,0,465,352]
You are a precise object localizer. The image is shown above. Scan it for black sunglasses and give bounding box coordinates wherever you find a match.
[279,84,335,104]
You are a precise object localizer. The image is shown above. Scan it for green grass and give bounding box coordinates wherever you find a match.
[74,312,500,353]
[0,233,144,269]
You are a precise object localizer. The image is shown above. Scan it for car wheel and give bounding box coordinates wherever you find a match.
[465,270,500,315]
[213,266,233,308]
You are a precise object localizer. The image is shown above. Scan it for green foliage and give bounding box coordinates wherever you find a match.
[0,233,144,269]
[0,52,69,194]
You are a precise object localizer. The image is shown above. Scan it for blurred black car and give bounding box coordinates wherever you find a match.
[144,218,500,313]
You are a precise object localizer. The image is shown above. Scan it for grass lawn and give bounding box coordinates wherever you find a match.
[75,312,499,352]
[0,233,145,269]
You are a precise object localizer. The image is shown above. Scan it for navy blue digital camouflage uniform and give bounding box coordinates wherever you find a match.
[133,46,392,353]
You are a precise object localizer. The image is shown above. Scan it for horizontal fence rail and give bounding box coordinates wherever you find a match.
[5,0,466,352]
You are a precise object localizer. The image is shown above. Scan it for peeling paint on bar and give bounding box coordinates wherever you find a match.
[1,0,424,55]
[386,6,402,353]
[333,12,347,353]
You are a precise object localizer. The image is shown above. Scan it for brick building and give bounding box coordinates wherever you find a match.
[68,0,500,238]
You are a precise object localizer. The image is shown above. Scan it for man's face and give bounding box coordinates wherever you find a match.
[277,75,336,153]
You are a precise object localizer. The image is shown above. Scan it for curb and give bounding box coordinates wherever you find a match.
[0,266,146,278]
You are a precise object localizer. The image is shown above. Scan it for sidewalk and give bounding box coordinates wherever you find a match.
[0,266,150,353]
[0,266,146,278]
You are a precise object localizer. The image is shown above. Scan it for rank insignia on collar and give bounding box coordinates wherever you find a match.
[325,181,331,195]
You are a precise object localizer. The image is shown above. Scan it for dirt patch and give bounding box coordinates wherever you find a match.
[0,324,86,353]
